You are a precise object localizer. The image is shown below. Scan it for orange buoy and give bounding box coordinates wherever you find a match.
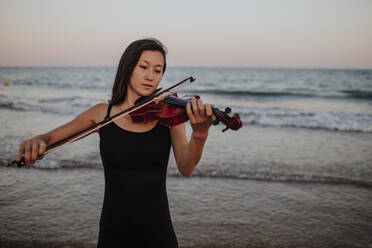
[3,80,9,86]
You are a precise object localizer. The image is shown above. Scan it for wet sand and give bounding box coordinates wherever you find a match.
[1,167,371,248]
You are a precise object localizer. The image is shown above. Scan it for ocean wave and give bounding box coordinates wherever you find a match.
[2,160,370,188]
[3,75,110,90]
[341,90,372,99]
[0,97,98,115]
[182,89,372,100]
[0,99,69,114]
[243,121,372,133]
[7,79,72,89]
[0,99,53,113]
[169,171,372,188]
[0,101,20,111]
[236,108,372,133]
[38,96,83,103]
[183,89,315,98]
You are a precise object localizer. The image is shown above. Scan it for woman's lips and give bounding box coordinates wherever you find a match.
[142,84,153,88]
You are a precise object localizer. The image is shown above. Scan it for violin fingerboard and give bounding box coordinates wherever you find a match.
[163,96,188,108]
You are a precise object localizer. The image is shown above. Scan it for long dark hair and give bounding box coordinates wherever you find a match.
[109,38,167,105]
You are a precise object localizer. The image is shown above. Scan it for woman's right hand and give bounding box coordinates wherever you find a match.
[16,136,47,165]
[13,103,106,166]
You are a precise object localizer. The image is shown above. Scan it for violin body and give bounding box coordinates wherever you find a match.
[130,94,199,126]
[130,93,242,132]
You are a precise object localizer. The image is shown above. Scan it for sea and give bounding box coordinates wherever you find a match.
[0,67,371,247]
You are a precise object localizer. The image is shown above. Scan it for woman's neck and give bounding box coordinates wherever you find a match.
[119,90,138,109]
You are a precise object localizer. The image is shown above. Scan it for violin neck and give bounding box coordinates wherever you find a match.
[164,95,220,113]
[163,95,188,107]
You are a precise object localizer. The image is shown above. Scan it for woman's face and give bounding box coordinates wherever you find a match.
[128,50,164,98]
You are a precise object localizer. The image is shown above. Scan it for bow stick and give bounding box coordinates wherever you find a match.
[7,76,195,167]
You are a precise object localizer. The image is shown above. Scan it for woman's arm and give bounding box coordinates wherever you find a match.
[16,103,107,165]
[170,98,214,177]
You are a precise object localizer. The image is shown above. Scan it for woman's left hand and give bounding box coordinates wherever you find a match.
[186,98,216,140]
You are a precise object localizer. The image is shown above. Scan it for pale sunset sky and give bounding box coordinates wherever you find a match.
[1,0,371,69]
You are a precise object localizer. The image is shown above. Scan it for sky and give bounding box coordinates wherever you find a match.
[1,0,372,69]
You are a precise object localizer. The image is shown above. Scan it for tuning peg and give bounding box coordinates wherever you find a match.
[212,119,219,126]
[225,107,231,114]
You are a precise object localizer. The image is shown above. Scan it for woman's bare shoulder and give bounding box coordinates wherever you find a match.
[78,103,109,124]
[92,103,109,112]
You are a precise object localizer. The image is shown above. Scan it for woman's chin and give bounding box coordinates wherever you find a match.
[141,88,156,96]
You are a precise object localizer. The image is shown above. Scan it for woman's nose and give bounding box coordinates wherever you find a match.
[145,69,154,80]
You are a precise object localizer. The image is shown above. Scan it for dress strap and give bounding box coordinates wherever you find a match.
[105,103,112,119]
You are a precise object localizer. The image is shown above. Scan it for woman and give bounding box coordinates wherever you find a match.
[16,38,214,247]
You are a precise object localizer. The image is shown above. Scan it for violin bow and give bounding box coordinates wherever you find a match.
[7,76,195,167]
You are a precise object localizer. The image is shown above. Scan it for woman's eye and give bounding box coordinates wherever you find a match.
[139,65,147,69]
[155,70,161,73]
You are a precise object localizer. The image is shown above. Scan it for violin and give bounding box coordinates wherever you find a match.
[130,93,242,132]
[7,76,242,167]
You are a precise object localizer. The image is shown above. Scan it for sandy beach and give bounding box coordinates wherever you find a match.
[1,166,371,248]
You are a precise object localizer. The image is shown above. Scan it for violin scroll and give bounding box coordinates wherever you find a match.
[211,106,242,132]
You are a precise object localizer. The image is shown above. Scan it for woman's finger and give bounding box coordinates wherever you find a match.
[197,99,205,117]
[186,102,196,123]
[31,142,38,163]
[38,141,47,159]
[205,104,212,118]
[191,98,199,117]
[25,143,31,165]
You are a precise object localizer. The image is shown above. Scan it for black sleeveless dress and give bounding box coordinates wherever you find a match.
[97,104,178,247]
